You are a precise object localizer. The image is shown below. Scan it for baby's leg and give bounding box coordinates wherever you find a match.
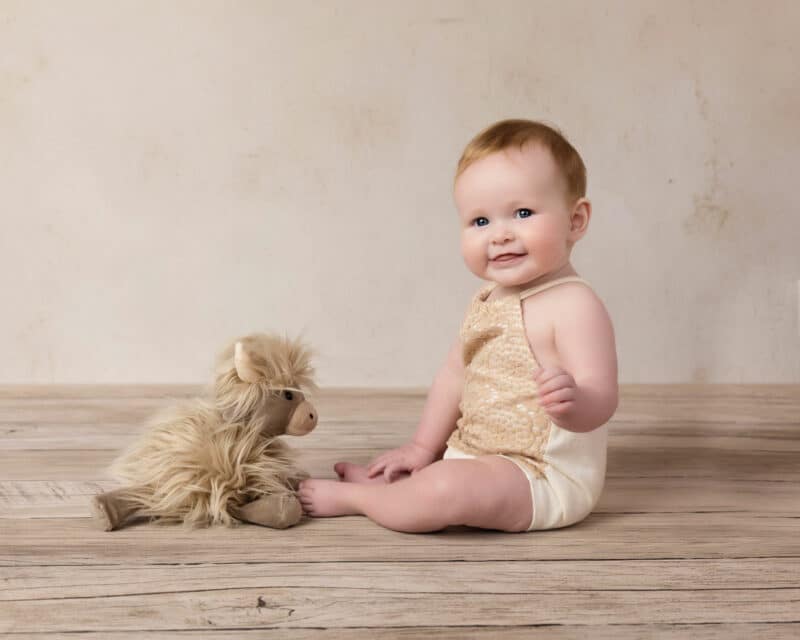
[299,456,532,533]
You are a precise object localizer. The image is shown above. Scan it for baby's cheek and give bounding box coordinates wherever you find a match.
[461,244,486,275]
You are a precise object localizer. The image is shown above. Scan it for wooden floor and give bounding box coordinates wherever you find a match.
[1,385,798,638]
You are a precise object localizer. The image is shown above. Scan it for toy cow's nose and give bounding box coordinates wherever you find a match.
[286,400,318,436]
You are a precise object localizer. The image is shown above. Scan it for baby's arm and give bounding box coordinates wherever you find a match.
[531,290,618,433]
[367,337,463,481]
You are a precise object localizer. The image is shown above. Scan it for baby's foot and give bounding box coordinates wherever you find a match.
[334,461,391,484]
[298,479,361,517]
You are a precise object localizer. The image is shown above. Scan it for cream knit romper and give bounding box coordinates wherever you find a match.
[444,276,608,531]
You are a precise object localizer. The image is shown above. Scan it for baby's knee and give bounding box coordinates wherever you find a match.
[419,466,471,521]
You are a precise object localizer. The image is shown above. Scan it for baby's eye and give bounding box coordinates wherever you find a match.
[472,217,490,227]
[515,208,534,219]
[283,390,294,401]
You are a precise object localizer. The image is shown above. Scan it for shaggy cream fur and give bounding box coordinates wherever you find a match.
[93,333,317,530]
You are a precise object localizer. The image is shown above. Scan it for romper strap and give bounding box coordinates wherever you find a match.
[519,276,591,300]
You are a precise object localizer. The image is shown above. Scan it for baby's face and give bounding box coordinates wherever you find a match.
[454,143,577,289]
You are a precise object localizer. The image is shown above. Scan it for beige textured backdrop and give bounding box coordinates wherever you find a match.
[2,1,798,385]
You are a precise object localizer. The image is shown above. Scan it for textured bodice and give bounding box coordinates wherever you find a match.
[446,277,591,476]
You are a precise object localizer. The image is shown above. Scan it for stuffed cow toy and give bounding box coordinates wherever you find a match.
[91,333,318,530]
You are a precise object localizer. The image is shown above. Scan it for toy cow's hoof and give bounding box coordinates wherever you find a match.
[90,495,115,532]
[233,494,303,529]
[90,488,146,532]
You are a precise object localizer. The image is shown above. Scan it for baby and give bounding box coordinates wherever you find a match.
[299,119,618,533]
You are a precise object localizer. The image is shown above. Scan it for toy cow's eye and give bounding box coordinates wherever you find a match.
[283,390,294,401]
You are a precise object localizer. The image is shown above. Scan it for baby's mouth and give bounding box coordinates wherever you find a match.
[491,252,526,263]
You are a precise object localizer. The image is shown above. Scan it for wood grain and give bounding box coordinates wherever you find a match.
[0,385,798,637]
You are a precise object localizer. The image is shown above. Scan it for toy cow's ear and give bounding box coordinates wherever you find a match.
[234,341,261,383]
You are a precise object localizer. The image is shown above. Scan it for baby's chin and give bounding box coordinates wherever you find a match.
[463,258,541,287]
[485,267,541,287]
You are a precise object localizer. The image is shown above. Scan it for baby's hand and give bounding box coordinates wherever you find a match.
[533,366,578,420]
[367,441,437,483]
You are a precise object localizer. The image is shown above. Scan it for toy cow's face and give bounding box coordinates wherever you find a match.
[213,335,318,438]
[260,388,318,437]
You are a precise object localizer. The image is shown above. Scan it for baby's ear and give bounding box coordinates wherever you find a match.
[234,341,261,383]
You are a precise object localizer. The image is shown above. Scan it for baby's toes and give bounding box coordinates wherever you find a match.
[298,482,311,499]
[297,482,315,513]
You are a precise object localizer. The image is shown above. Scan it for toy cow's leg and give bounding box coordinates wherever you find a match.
[91,487,148,531]
[232,493,302,529]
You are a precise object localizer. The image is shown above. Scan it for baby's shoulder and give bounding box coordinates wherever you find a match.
[520,281,607,325]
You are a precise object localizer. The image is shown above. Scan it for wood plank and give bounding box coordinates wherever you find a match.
[0,385,203,400]
[2,445,797,482]
[604,446,800,480]
[606,431,800,453]
[614,384,800,424]
[3,420,799,452]
[2,476,798,519]
[2,585,799,632]
[0,421,417,451]
[1,512,798,566]
[0,388,428,424]
[1,384,798,423]
[3,558,799,600]
[3,624,800,640]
